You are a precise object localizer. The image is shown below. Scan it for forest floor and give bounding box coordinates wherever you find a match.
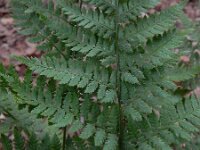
[0,0,40,75]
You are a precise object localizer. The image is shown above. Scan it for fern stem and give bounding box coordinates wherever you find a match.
[79,0,83,11]
[114,0,124,149]
[62,127,67,150]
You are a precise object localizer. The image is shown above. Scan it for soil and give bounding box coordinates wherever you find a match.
[0,0,39,75]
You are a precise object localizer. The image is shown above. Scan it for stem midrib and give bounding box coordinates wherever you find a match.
[114,1,124,149]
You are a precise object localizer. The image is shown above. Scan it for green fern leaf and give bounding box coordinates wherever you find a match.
[103,134,118,150]
[1,134,12,150]
[5,0,196,149]
[94,129,106,146]
[85,81,99,93]
[14,128,25,150]
[122,72,139,84]
[55,113,74,128]
[125,106,142,122]
[101,90,117,103]
[68,120,83,133]
[51,135,61,150]
[79,124,96,139]
[138,143,154,150]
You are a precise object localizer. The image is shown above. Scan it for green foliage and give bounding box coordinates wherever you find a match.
[1,0,200,149]
[0,128,61,150]
[175,20,200,149]
[179,22,200,91]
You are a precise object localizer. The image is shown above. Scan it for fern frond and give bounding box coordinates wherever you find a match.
[16,56,117,103]
[6,0,198,149]
[1,72,80,130]
[94,129,106,146]
[134,31,184,69]
[119,0,160,22]
[1,128,62,150]
[126,96,200,149]
[166,66,200,81]
[103,134,118,150]
[83,0,116,15]
[0,69,120,148]
[1,134,12,150]
[124,4,182,48]
[57,0,115,39]
[11,0,68,56]
[0,91,59,139]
